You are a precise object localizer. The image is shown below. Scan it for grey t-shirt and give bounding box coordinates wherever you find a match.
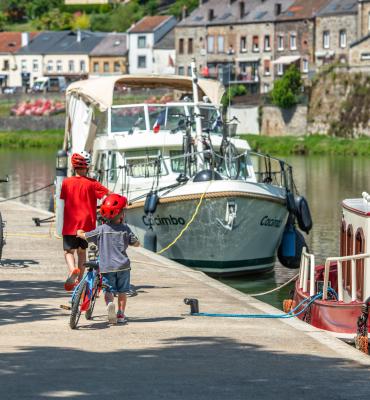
[85,223,138,273]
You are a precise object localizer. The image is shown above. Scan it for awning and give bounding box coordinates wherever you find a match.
[67,74,225,112]
[272,55,301,65]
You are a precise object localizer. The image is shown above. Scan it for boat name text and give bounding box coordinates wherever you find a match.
[142,215,186,226]
[260,216,282,228]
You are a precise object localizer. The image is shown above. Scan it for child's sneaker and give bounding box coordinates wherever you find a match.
[64,268,80,291]
[117,312,127,324]
[107,302,117,324]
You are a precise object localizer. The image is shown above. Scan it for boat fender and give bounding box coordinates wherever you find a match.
[144,191,159,215]
[48,194,55,213]
[294,196,313,234]
[144,228,157,252]
[278,223,308,269]
[285,191,297,214]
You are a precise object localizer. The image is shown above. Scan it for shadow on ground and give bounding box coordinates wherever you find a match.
[0,337,369,399]
[0,280,64,326]
[0,258,39,269]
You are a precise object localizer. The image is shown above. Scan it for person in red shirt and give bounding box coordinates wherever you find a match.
[60,151,109,291]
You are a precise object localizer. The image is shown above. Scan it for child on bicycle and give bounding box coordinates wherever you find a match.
[61,151,110,291]
[77,194,140,324]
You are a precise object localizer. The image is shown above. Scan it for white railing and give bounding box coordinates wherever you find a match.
[298,248,370,302]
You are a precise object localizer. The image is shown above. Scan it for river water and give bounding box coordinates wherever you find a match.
[0,149,368,308]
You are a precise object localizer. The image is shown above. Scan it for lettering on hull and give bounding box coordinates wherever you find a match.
[260,215,282,228]
[143,215,186,226]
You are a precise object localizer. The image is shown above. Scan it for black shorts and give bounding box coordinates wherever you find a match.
[63,235,88,251]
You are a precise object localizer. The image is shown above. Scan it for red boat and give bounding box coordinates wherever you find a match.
[289,192,370,343]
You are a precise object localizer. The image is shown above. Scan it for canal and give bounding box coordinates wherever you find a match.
[0,149,368,308]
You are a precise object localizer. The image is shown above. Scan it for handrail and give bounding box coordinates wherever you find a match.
[299,249,370,301]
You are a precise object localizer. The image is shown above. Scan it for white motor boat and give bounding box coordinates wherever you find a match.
[63,64,311,276]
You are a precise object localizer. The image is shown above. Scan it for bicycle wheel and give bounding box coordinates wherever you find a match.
[0,212,3,261]
[222,142,240,179]
[69,280,87,329]
[85,275,100,320]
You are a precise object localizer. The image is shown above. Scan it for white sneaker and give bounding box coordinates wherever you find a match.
[117,312,127,324]
[107,302,117,324]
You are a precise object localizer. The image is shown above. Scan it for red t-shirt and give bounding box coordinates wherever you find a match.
[60,176,109,235]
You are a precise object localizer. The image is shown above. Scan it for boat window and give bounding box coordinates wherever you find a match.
[108,152,118,183]
[147,105,187,132]
[125,149,168,178]
[111,106,146,133]
[340,219,346,257]
[96,152,107,184]
[355,228,365,301]
[95,109,108,136]
[190,106,222,134]
[170,150,185,173]
[344,224,353,291]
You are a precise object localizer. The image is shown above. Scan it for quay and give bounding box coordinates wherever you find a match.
[1,199,370,399]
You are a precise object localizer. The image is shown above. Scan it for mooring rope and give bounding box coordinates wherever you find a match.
[0,182,54,203]
[249,273,299,297]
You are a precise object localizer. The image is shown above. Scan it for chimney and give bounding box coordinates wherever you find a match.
[275,3,282,16]
[21,32,29,47]
[208,9,214,21]
[77,29,82,43]
[239,2,245,18]
[182,5,188,20]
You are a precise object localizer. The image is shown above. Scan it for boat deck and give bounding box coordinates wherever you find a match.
[1,199,370,399]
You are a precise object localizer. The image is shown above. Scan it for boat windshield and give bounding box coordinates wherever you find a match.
[110,104,222,134]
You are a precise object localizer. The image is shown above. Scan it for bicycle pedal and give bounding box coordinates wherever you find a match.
[60,304,71,311]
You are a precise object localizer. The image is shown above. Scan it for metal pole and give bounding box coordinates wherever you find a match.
[55,149,67,237]
[191,59,204,171]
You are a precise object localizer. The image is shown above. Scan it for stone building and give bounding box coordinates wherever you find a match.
[349,33,370,67]
[153,28,176,75]
[89,33,128,76]
[274,0,331,78]
[358,0,370,38]
[315,0,358,66]
[175,0,295,94]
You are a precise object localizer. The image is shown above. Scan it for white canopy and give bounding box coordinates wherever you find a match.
[66,74,225,111]
[272,55,301,65]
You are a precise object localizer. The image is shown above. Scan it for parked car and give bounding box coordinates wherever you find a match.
[31,77,66,93]
[2,86,19,94]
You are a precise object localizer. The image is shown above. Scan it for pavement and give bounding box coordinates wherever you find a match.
[1,199,370,400]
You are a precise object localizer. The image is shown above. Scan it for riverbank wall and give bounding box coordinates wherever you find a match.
[0,116,65,132]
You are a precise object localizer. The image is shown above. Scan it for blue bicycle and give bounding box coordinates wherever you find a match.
[69,245,102,329]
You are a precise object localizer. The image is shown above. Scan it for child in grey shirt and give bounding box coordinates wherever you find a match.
[77,194,139,324]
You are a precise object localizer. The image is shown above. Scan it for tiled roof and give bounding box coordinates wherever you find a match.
[317,0,357,16]
[178,0,296,27]
[153,28,175,49]
[350,32,370,48]
[0,32,38,54]
[128,15,173,33]
[90,33,128,56]
[17,31,105,55]
[277,0,332,20]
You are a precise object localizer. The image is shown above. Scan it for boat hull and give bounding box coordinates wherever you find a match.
[292,281,369,335]
[126,191,288,276]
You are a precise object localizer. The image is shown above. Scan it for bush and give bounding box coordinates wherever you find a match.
[222,84,247,108]
[271,65,302,109]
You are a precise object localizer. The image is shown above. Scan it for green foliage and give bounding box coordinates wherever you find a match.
[1,0,27,22]
[271,65,302,109]
[61,4,112,14]
[222,84,247,108]
[71,12,90,30]
[0,130,63,149]
[168,0,199,18]
[33,9,73,30]
[242,134,370,156]
[25,0,63,19]
[0,12,6,31]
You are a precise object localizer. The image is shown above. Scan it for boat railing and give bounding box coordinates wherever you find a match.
[299,248,370,301]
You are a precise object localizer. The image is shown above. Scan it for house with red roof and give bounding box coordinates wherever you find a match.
[128,15,176,74]
[0,32,38,90]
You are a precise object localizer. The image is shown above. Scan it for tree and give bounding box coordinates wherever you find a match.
[271,65,303,109]
[72,12,90,30]
[0,12,6,31]
[33,9,72,30]
[1,0,27,22]
[26,0,63,19]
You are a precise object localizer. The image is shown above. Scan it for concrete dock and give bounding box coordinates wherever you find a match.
[1,199,370,400]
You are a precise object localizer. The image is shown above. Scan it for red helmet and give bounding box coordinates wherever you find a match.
[71,151,91,169]
[100,194,127,220]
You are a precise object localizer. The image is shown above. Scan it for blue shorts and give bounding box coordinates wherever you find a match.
[102,270,130,294]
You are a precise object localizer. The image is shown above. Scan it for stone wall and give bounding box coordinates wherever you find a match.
[228,105,259,135]
[261,105,307,136]
[0,116,65,131]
